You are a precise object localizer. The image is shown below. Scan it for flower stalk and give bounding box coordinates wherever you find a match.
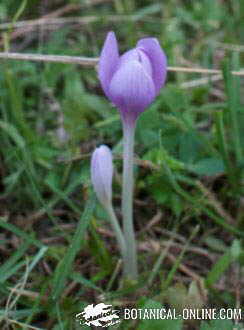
[104,202,127,265]
[121,120,138,280]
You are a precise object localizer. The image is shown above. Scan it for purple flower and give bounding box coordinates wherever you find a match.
[98,31,167,124]
[91,145,113,207]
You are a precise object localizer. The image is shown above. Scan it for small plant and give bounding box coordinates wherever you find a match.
[91,32,167,281]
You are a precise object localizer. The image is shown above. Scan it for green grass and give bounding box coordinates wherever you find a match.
[0,0,244,329]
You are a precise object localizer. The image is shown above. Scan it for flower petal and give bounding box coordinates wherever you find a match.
[119,48,152,77]
[137,49,153,77]
[98,32,120,98]
[119,49,139,64]
[137,38,167,95]
[108,60,156,120]
[91,145,113,206]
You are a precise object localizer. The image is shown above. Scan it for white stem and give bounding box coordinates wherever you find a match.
[105,203,127,263]
[122,121,138,280]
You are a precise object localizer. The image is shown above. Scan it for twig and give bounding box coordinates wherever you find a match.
[215,42,244,52]
[196,181,235,224]
[154,228,187,243]
[40,4,81,19]
[0,15,137,30]
[106,259,122,292]
[167,252,201,282]
[147,239,174,287]
[162,241,215,261]
[0,0,113,46]
[0,52,243,76]
[168,66,243,76]
[137,210,162,235]
[61,281,78,299]
[180,74,222,89]
[0,52,97,66]
[4,319,44,330]
[8,288,45,301]
[139,238,214,261]
[0,3,81,47]
[166,252,209,305]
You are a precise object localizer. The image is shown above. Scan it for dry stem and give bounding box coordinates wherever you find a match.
[0,52,243,76]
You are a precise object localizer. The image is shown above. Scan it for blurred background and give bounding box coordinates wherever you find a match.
[0,0,243,329]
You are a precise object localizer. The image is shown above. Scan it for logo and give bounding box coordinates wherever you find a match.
[76,303,120,327]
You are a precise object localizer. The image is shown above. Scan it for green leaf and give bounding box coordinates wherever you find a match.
[71,272,103,292]
[3,166,24,193]
[0,120,25,149]
[190,158,225,176]
[161,85,190,113]
[179,131,201,164]
[204,237,227,253]
[0,260,26,283]
[89,225,113,273]
[0,219,43,248]
[52,194,95,300]
[134,3,162,19]
[0,241,29,282]
[206,239,241,286]
[137,107,162,147]
[222,58,242,164]
[137,299,182,330]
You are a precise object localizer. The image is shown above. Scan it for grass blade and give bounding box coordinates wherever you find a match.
[0,219,43,248]
[222,58,242,165]
[51,194,95,300]
[206,239,241,286]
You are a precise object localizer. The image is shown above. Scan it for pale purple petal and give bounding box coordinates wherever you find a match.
[108,60,156,120]
[119,49,139,64]
[91,145,113,206]
[98,32,119,98]
[137,49,153,77]
[137,38,167,95]
[119,48,152,76]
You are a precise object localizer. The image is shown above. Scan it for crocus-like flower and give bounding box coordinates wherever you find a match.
[98,31,167,124]
[91,145,113,207]
[91,145,127,261]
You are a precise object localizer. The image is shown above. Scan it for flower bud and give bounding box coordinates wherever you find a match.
[91,145,113,207]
